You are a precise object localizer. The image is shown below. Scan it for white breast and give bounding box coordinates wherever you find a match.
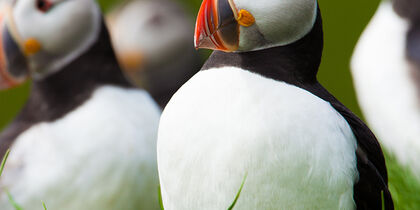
[351,2,420,177]
[158,67,358,210]
[0,86,161,210]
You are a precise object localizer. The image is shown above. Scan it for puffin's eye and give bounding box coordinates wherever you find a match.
[36,0,53,12]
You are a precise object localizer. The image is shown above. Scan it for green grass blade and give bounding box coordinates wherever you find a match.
[381,191,385,210]
[228,173,248,210]
[42,201,47,210]
[0,149,10,177]
[158,186,164,210]
[1,150,22,210]
[5,190,23,210]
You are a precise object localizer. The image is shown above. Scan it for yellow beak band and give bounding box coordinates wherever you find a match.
[237,9,255,27]
[23,38,42,56]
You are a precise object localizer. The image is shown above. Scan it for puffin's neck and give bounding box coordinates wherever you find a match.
[26,21,131,122]
[202,9,323,85]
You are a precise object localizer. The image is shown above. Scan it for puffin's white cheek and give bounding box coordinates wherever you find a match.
[256,0,317,45]
[111,3,192,62]
[237,25,266,51]
[13,4,46,41]
[234,0,317,49]
[112,24,144,56]
[41,7,98,55]
[45,18,94,54]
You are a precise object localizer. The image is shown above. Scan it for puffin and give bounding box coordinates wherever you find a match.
[106,0,202,108]
[157,0,394,209]
[352,0,420,178]
[0,0,161,209]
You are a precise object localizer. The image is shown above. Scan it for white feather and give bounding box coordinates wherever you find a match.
[351,2,420,177]
[0,86,161,210]
[158,67,358,210]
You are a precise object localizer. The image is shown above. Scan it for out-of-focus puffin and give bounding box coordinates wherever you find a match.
[0,0,161,209]
[352,0,420,177]
[107,0,201,108]
[157,0,394,209]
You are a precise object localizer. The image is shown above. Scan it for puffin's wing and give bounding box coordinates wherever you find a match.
[307,83,394,210]
[335,106,394,210]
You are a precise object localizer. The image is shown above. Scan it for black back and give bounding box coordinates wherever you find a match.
[0,21,132,158]
[202,9,394,210]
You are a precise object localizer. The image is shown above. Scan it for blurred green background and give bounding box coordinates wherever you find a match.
[0,0,380,130]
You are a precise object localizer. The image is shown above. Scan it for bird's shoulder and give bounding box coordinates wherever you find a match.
[304,83,394,210]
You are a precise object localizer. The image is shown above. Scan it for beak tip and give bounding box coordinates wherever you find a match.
[194,38,201,50]
[194,27,203,48]
[194,32,206,50]
[194,37,199,49]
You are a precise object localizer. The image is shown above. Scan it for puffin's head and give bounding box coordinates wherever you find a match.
[194,0,318,52]
[0,0,101,89]
[108,0,195,87]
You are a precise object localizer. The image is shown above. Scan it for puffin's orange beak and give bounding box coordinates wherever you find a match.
[194,0,240,52]
[0,10,18,89]
[0,14,11,89]
[0,7,29,90]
